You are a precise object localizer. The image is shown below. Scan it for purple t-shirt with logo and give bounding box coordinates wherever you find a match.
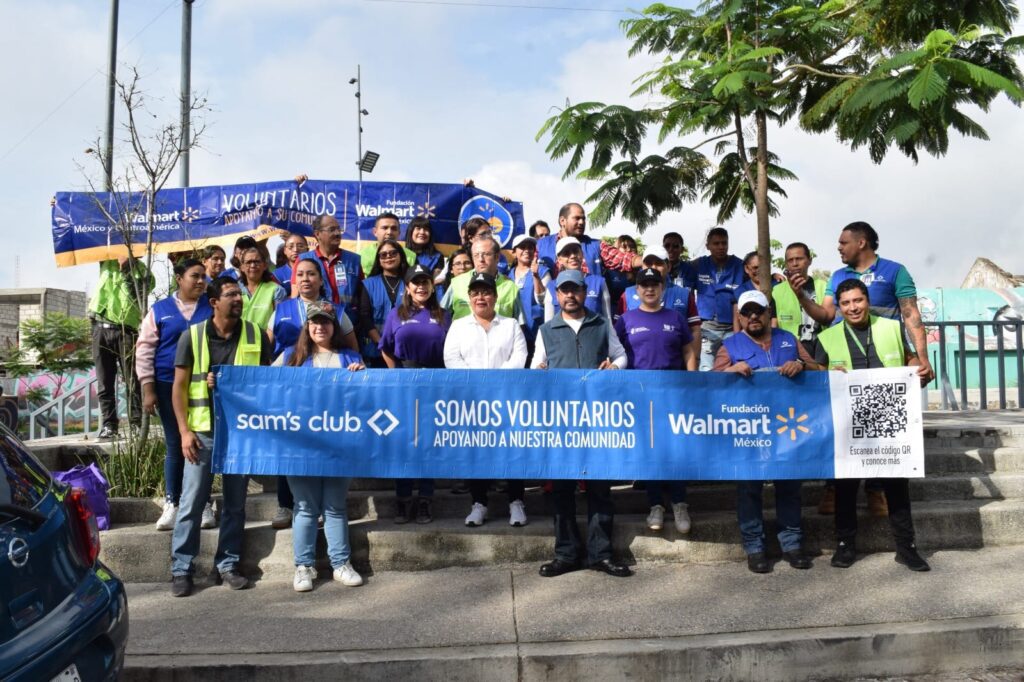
[378,306,450,368]
[614,307,693,370]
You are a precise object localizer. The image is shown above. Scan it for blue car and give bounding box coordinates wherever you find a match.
[0,424,128,681]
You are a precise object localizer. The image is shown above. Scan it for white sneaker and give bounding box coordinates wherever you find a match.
[155,501,177,531]
[200,501,217,529]
[293,565,315,592]
[271,507,293,529]
[509,500,528,527]
[465,502,487,527]
[333,561,364,587]
[646,504,665,531]
[672,502,691,534]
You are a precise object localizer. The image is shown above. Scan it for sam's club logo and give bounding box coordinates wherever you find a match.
[459,196,515,247]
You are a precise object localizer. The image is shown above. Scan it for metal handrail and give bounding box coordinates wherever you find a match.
[929,320,1024,411]
[28,375,98,440]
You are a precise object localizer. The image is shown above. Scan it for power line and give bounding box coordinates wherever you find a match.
[0,0,179,162]
[360,0,627,12]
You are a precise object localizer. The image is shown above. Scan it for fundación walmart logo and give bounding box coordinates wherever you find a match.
[775,407,810,441]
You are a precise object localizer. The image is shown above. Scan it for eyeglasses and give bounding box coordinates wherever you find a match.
[378,251,401,259]
[242,260,264,267]
[739,306,766,318]
[468,289,495,298]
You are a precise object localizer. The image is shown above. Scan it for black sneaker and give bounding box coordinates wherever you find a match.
[97,425,117,441]
[450,480,470,495]
[415,497,433,524]
[895,544,930,572]
[394,497,412,524]
[831,541,857,568]
[170,574,193,597]
[219,569,250,590]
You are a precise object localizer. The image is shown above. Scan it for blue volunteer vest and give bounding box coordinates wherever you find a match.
[516,266,548,341]
[273,264,293,297]
[547,273,606,319]
[828,256,906,322]
[272,297,320,358]
[624,284,692,319]
[281,345,362,368]
[722,329,800,370]
[297,249,361,322]
[416,252,443,273]
[363,276,404,359]
[150,294,212,383]
[536,235,603,276]
[692,255,745,323]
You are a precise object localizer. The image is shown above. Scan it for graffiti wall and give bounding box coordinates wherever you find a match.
[0,369,124,437]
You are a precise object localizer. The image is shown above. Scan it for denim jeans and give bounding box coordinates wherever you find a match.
[287,475,352,568]
[551,479,614,565]
[395,479,434,498]
[699,323,733,372]
[736,480,803,555]
[170,432,249,576]
[645,481,687,507]
[154,381,183,504]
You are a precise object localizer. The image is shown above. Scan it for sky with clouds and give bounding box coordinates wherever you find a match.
[2,0,1022,296]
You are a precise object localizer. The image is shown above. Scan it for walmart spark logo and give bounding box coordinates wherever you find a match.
[776,407,810,441]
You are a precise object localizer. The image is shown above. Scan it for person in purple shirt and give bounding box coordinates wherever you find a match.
[614,268,697,536]
[379,263,451,523]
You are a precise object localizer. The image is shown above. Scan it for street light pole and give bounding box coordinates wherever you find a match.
[355,64,364,183]
[179,0,194,188]
[102,0,119,192]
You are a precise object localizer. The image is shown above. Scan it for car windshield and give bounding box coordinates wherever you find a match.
[0,424,51,517]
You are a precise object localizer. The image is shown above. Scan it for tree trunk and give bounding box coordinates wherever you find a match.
[753,109,772,296]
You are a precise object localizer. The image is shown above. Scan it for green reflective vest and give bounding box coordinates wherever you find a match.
[447,271,519,320]
[241,281,280,330]
[772,278,826,338]
[187,320,262,432]
[817,315,905,370]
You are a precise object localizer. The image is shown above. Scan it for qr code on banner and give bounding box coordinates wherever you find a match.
[850,382,908,438]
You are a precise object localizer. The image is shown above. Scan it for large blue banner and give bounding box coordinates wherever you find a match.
[51,179,524,266]
[212,367,925,480]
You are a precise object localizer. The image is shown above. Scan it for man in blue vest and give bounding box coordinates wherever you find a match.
[685,227,745,371]
[169,277,273,597]
[535,203,643,276]
[297,214,362,325]
[714,290,816,573]
[531,270,631,578]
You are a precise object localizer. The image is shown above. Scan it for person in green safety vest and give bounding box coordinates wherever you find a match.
[773,242,827,354]
[358,212,417,276]
[440,236,523,322]
[237,244,285,330]
[812,278,931,573]
[169,277,272,597]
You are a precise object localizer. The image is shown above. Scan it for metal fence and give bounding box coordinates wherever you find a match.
[931,320,1024,411]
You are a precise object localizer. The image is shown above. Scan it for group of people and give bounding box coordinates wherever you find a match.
[85,195,937,596]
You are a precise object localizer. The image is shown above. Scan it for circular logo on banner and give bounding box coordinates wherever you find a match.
[458,197,515,247]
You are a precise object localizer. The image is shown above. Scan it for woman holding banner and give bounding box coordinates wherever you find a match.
[136,258,213,532]
[379,263,450,523]
[238,245,286,329]
[272,300,366,592]
[357,239,408,368]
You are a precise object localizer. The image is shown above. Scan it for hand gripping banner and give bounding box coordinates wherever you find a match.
[50,179,524,267]
[212,367,924,481]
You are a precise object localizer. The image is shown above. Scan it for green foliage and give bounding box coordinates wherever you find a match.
[2,313,93,385]
[101,436,166,499]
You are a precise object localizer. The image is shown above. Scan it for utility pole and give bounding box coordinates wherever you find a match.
[102,0,119,192]
[349,65,369,183]
[179,0,195,188]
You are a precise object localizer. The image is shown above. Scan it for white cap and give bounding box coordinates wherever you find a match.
[555,236,582,255]
[642,245,669,263]
[512,234,536,250]
[737,289,770,310]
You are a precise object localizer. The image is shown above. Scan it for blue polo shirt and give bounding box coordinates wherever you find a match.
[686,255,745,324]
[826,256,915,322]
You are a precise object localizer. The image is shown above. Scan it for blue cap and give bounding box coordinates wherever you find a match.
[555,269,586,289]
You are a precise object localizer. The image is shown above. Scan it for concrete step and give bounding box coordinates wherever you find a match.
[99,498,1024,581]
[120,546,1024,681]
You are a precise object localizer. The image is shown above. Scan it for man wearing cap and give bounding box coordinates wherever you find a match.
[532,269,631,578]
[441,236,522,322]
[443,272,530,527]
[544,236,612,321]
[535,203,643,276]
[509,234,550,356]
[616,267,697,533]
[169,277,273,597]
[685,227,745,371]
[714,289,815,573]
[620,246,701,365]
[813,278,930,572]
[296,214,363,324]
[358,212,417,276]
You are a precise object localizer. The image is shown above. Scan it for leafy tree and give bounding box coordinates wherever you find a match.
[538,0,1023,293]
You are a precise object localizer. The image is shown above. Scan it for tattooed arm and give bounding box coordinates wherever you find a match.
[899,296,935,385]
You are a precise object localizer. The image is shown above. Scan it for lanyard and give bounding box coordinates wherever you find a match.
[843,321,872,358]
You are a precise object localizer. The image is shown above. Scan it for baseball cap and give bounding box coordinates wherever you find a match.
[555,236,582,255]
[737,290,769,311]
[636,267,663,285]
[642,245,669,263]
[468,271,497,291]
[555,269,586,289]
[406,263,433,283]
[306,300,337,322]
[512,235,536,250]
